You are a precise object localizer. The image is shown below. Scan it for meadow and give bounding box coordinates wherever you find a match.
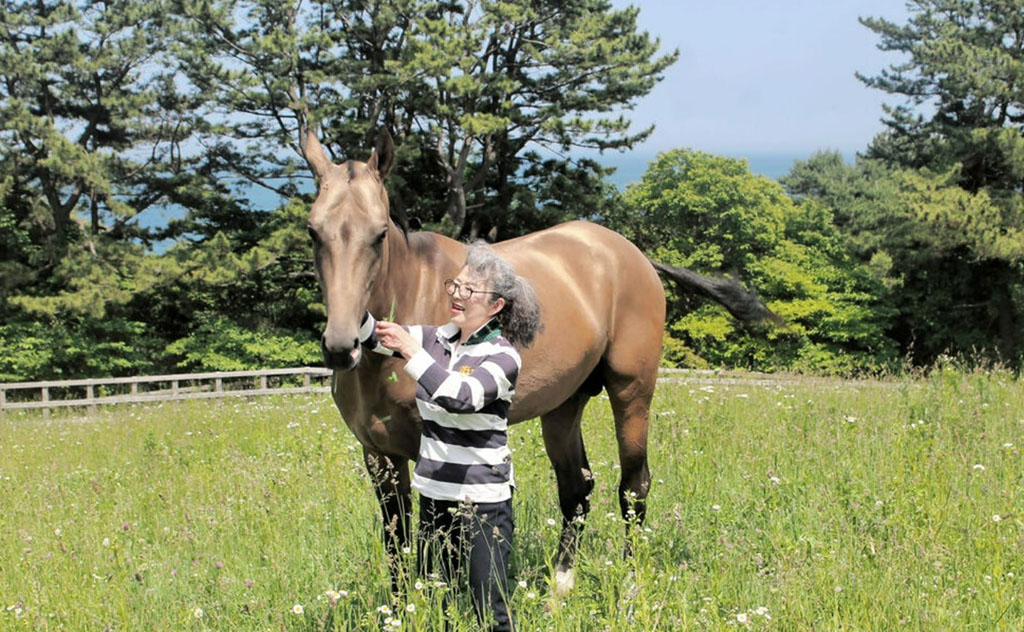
[1,368,1022,631]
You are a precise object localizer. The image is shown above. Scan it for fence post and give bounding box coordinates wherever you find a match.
[215,377,223,394]
[86,384,95,414]
[0,387,5,410]
[172,380,179,396]
[303,373,310,388]
[259,375,268,390]
[41,386,50,417]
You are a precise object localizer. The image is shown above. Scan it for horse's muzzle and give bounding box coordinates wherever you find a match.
[321,335,362,371]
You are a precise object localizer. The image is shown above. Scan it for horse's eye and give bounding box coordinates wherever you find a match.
[373,230,387,249]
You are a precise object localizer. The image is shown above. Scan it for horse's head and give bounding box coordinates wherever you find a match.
[305,130,395,371]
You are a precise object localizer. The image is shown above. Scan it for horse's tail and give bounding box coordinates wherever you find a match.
[648,258,783,325]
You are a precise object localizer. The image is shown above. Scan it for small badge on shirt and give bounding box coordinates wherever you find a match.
[458,365,473,375]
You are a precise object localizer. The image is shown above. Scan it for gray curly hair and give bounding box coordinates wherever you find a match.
[463,241,542,348]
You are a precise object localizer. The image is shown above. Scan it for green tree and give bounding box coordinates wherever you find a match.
[608,150,898,373]
[172,0,675,239]
[858,0,1024,364]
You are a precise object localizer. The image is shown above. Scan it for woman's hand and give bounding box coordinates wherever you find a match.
[374,321,422,359]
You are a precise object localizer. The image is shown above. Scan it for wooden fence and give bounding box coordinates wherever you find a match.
[0,367,866,413]
[0,367,334,411]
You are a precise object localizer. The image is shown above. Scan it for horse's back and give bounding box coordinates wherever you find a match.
[494,221,665,420]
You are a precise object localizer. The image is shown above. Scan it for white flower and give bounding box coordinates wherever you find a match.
[377,605,392,615]
[546,518,557,526]
[769,476,781,485]
[711,504,721,511]
[973,464,986,471]
[401,546,411,555]
[325,590,341,603]
[737,612,748,623]
[102,537,110,547]
[389,619,402,628]
[993,514,1002,522]
[406,603,416,613]
[754,606,769,616]
[193,608,203,619]
[292,604,304,615]
[414,581,424,590]
[518,580,528,589]
[526,591,537,599]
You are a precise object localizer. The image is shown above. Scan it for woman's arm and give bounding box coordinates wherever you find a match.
[404,348,521,414]
[359,312,422,357]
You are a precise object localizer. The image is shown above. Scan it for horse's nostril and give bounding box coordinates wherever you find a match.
[352,338,359,349]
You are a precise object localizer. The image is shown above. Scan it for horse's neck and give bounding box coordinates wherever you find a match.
[367,224,457,324]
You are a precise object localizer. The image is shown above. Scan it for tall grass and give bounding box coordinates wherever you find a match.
[2,368,1022,630]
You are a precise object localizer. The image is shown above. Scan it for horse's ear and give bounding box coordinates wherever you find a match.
[367,130,395,180]
[302,127,332,179]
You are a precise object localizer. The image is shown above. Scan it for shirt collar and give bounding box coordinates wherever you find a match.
[437,318,502,348]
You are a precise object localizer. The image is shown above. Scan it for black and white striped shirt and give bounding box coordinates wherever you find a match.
[359,314,521,503]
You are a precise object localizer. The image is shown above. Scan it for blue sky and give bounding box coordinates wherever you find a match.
[600,0,911,169]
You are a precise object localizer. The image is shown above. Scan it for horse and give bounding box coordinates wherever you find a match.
[304,130,774,595]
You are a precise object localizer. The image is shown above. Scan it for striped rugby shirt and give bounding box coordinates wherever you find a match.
[359,313,521,503]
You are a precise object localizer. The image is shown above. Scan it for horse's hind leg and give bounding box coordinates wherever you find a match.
[540,393,593,596]
[603,360,656,540]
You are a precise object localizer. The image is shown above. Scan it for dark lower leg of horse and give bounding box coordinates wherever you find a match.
[618,458,651,559]
[603,372,654,561]
[540,396,592,596]
[363,449,412,593]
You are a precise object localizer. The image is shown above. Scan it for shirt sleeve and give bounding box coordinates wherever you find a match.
[404,346,521,414]
[358,311,422,358]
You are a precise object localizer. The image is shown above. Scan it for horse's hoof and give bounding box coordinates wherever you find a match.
[553,568,575,597]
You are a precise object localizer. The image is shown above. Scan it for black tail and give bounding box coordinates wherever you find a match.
[649,259,783,325]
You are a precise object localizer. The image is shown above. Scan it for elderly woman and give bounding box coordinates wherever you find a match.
[359,242,541,632]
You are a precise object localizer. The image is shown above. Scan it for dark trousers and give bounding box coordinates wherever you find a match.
[418,495,515,632]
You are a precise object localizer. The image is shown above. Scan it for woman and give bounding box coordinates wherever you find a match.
[359,242,541,632]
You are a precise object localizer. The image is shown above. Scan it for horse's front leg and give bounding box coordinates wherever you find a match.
[363,447,412,592]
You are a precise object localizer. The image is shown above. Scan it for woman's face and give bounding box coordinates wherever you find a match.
[447,268,504,335]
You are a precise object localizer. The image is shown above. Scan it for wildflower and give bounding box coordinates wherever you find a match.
[292,604,304,615]
[526,591,537,599]
[245,580,253,588]
[992,514,1002,523]
[406,604,416,613]
[834,585,843,593]
[737,612,748,623]
[326,590,341,603]
[413,581,424,590]
[972,464,986,471]
[215,561,223,569]
[377,605,392,615]
[769,476,781,485]
[401,546,412,555]
[389,618,402,628]
[546,518,556,526]
[518,580,528,589]
[54,529,61,538]
[754,606,769,617]
[1004,442,1014,448]
[711,505,721,511]
[193,608,204,619]
[102,537,110,547]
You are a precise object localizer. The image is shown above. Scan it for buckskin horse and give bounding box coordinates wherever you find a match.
[305,130,774,595]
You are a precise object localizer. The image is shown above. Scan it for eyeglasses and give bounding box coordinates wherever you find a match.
[444,279,499,301]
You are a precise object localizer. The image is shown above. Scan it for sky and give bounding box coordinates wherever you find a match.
[594,0,913,179]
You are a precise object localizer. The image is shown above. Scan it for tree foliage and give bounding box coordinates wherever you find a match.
[172,0,675,239]
[607,150,898,374]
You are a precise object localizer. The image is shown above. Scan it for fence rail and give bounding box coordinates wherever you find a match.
[0,367,334,411]
[1,367,871,412]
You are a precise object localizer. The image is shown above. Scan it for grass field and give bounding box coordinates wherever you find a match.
[2,368,1022,630]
